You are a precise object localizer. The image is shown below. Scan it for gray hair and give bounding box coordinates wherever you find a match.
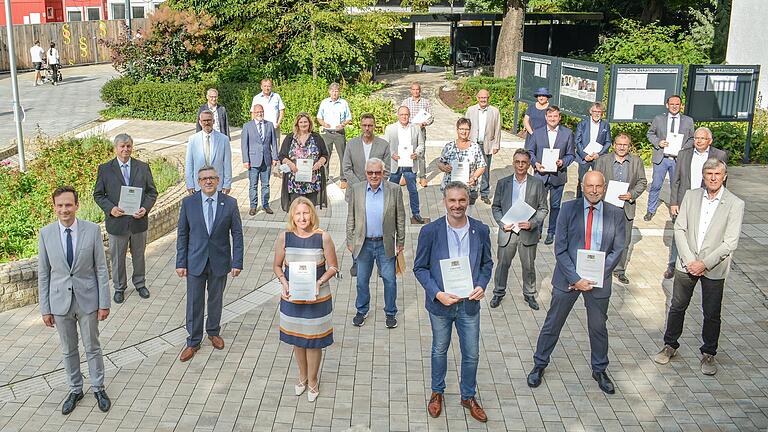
[197,165,219,176]
[328,82,340,91]
[206,88,218,96]
[113,133,133,146]
[199,109,214,119]
[442,181,470,198]
[702,157,727,174]
[695,126,713,139]
[365,158,385,170]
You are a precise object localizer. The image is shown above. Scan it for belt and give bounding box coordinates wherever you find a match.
[664,155,677,160]
[324,129,345,135]
[366,237,383,241]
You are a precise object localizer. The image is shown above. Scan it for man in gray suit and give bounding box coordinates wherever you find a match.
[93,134,158,304]
[644,95,695,222]
[593,133,647,284]
[654,158,744,376]
[241,103,278,215]
[490,149,548,310]
[384,106,426,224]
[343,113,391,193]
[346,158,406,328]
[465,89,502,205]
[38,186,112,414]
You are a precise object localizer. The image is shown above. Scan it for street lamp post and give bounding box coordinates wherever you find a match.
[4,0,26,171]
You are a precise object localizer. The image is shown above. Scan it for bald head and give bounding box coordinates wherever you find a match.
[582,171,606,205]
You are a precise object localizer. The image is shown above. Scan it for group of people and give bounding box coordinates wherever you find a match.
[36,79,744,424]
[29,40,61,86]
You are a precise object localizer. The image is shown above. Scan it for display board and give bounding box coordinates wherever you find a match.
[515,52,560,105]
[557,59,605,118]
[608,64,684,122]
[684,65,760,121]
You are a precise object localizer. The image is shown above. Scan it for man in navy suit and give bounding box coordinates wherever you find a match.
[414,181,493,423]
[175,166,244,362]
[574,102,611,198]
[527,171,626,395]
[185,110,232,195]
[241,103,278,215]
[526,106,576,245]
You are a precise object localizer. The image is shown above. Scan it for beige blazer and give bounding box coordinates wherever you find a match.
[465,104,501,154]
[346,181,406,258]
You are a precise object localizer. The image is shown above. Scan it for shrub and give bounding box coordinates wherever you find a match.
[416,37,451,66]
[100,76,135,106]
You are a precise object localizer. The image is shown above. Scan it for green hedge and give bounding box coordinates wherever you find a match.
[416,37,451,66]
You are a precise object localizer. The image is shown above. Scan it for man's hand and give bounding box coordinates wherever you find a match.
[410,153,418,160]
[659,140,669,148]
[222,188,231,195]
[42,314,55,327]
[686,260,706,276]
[618,193,632,202]
[517,221,531,230]
[187,188,195,195]
[110,207,125,218]
[467,286,485,301]
[392,153,400,161]
[176,268,187,277]
[231,268,241,277]
[244,162,251,169]
[467,177,477,187]
[556,159,564,168]
[132,207,147,219]
[670,205,679,216]
[272,160,278,167]
[97,309,110,321]
[535,162,545,173]
[492,148,499,155]
[396,245,404,254]
[419,122,429,128]
[502,223,515,232]
[436,291,461,306]
[289,162,298,173]
[570,278,595,291]
[439,163,452,173]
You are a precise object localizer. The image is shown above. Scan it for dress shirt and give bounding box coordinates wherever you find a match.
[59,219,78,260]
[547,126,558,149]
[252,92,285,125]
[365,183,384,238]
[612,157,629,183]
[477,108,488,143]
[690,147,710,190]
[583,200,604,251]
[253,120,266,139]
[401,97,434,126]
[208,104,221,133]
[397,124,411,154]
[362,141,372,161]
[589,120,601,144]
[317,97,352,129]
[512,175,527,204]
[117,157,131,185]
[202,191,219,232]
[666,113,680,135]
[446,218,470,259]
[697,187,724,252]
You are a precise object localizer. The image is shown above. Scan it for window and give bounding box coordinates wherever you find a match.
[67,9,82,21]
[46,7,54,19]
[86,7,100,20]
[131,6,145,18]
[111,4,125,20]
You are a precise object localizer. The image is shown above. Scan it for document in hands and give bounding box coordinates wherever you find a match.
[452,161,470,184]
[604,181,630,208]
[664,132,684,156]
[118,186,143,215]
[398,141,413,168]
[295,158,313,182]
[501,200,536,234]
[583,141,603,155]
[576,249,605,288]
[542,148,560,172]
[439,256,474,298]
[410,109,432,125]
[288,261,317,301]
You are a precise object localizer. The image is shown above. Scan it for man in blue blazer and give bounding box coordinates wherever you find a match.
[175,166,244,362]
[527,171,626,395]
[185,110,232,195]
[526,106,576,245]
[574,102,611,198]
[241,103,278,215]
[195,88,230,138]
[414,181,493,423]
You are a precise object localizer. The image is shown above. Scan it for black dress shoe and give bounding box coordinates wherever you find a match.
[663,267,675,279]
[527,366,545,388]
[113,291,124,304]
[350,262,357,277]
[263,207,274,215]
[137,287,150,299]
[544,234,554,245]
[524,295,540,310]
[61,391,83,415]
[480,197,491,205]
[489,295,503,308]
[643,212,655,222]
[412,214,425,224]
[592,371,615,394]
[94,390,111,412]
[614,273,629,284]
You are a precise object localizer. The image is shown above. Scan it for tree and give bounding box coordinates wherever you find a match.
[494,0,525,78]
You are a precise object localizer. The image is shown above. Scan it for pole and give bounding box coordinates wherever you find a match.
[4,0,26,172]
[451,21,456,76]
[124,0,132,36]
[743,117,754,163]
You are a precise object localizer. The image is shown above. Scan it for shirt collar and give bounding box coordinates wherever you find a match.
[703,187,724,203]
[116,157,131,167]
[366,183,382,194]
[59,218,78,233]
[591,118,601,125]
[583,199,604,212]
[202,191,219,203]
[669,113,679,118]
[447,216,469,231]
[547,125,558,132]
[694,147,710,156]
[514,174,527,185]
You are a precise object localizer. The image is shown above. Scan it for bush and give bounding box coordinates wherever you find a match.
[416,37,451,66]
[100,76,135,107]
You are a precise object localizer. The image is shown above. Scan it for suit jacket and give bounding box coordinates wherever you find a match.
[593,153,647,220]
[383,122,425,173]
[413,216,494,316]
[674,187,744,279]
[646,112,695,164]
[185,130,232,191]
[526,125,576,187]
[342,136,391,185]
[491,174,548,246]
[670,146,728,206]
[93,157,158,235]
[465,104,502,154]
[196,104,230,138]
[575,118,611,164]
[551,199,626,299]
[346,181,405,258]
[38,219,110,316]
[241,119,278,167]
[175,192,244,277]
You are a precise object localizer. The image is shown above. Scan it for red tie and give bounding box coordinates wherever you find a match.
[585,205,595,250]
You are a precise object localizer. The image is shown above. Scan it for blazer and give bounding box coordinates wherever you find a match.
[383,122,425,174]
[674,187,744,279]
[38,219,110,316]
[593,153,648,220]
[574,118,612,164]
[346,181,405,258]
[413,216,494,316]
[175,192,244,278]
[241,119,278,167]
[491,174,548,246]
[646,112,695,164]
[185,130,233,191]
[669,146,728,206]
[551,198,626,299]
[93,157,158,235]
[465,104,502,154]
[526,125,576,187]
[342,135,391,185]
[196,104,230,138]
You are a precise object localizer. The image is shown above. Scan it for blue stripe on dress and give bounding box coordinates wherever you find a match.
[280,331,333,349]
[280,297,333,319]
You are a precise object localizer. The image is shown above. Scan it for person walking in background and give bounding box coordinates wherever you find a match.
[47,42,61,86]
[30,40,45,86]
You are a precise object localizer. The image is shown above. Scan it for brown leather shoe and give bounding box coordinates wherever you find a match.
[208,335,225,350]
[461,397,488,422]
[179,345,199,362]
[249,208,257,216]
[663,267,675,279]
[427,392,443,418]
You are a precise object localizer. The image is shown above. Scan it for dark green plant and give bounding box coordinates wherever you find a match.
[416,37,451,67]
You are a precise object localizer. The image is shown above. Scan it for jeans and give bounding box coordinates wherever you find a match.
[480,153,492,198]
[429,301,480,399]
[545,183,564,236]
[248,162,272,209]
[647,157,676,214]
[389,168,420,217]
[663,270,725,356]
[576,162,593,198]
[355,238,398,316]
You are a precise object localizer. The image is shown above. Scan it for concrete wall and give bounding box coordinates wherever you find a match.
[726,0,768,108]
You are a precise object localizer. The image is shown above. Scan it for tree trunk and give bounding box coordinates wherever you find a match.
[494,0,524,78]
[641,0,664,23]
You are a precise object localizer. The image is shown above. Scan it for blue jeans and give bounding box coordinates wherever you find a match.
[480,153,492,199]
[545,183,564,236]
[576,162,593,198]
[355,239,397,316]
[647,157,676,214]
[389,168,421,217]
[248,162,272,209]
[429,301,480,399]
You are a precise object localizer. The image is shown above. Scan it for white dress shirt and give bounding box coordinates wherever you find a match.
[59,219,78,258]
[697,187,723,252]
[117,157,131,185]
[477,108,488,143]
[666,113,681,135]
[589,120,601,144]
[690,147,709,190]
[202,191,219,233]
[203,132,213,164]
[547,126,558,149]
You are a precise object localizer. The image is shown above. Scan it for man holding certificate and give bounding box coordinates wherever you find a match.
[384,106,425,224]
[93,134,158,304]
[574,102,612,198]
[527,171,626,395]
[414,182,493,423]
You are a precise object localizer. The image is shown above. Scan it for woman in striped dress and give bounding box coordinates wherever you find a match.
[273,196,338,402]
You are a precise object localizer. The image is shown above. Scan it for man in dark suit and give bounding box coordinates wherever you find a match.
[575,102,612,198]
[93,134,158,304]
[175,166,244,362]
[527,171,626,395]
[490,148,548,310]
[414,182,493,423]
[241,103,278,215]
[593,133,647,284]
[196,88,230,138]
[525,105,576,245]
[644,95,695,221]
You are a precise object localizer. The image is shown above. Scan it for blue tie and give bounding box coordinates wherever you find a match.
[65,228,73,268]
[257,122,264,140]
[121,163,130,185]
[206,198,214,234]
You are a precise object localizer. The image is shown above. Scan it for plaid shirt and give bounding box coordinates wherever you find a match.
[400,97,434,127]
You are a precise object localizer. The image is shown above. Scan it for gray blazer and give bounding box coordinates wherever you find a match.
[593,153,648,220]
[491,174,548,246]
[342,135,391,185]
[38,219,110,316]
[674,187,744,279]
[346,181,406,258]
[465,104,502,154]
[383,122,425,173]
[646,112,695,164]
[670,146,728,206]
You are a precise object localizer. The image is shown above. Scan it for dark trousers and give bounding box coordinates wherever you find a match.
[663,270,725,356]
[50,63,60,83]
[322,132,346,180]
[186,261,226,347]
[667,215,678,269]
[480,153,492,199]
[545,183,564,236]
[614,218,634,275]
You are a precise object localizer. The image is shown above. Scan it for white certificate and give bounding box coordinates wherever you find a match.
[583,141,602,155]
[542,148,559,172]
[501,200,536,234]
[295,158,313,182]
[576,249,605,288]
[604,181,630,208]
[440,256,474,298]
[398,142,413,168]
[118,186,142,215]
[288,261,317,301]
[452,161,470,184]
[410,109,432,125]
[664,133,684,156]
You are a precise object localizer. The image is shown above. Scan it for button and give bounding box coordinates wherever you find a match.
[68,288,72,291]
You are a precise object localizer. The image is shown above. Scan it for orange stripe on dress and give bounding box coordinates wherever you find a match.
[279,328,334,339]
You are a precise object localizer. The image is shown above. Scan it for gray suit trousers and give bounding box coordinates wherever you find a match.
[322,132,347,180]
[55,295,105,393]
[417,128,427,179]
[614,218,634,275]
[109,231,147,293]
[494,233,538,297]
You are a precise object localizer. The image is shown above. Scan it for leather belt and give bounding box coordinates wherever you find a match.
[665,155,677,160]
[366,237,383,241]
[324,129,345,135]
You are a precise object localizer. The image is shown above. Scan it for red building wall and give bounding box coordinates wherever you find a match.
[1,0,105,25]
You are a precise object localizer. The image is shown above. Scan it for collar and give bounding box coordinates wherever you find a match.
[514,174,527,184]
[668,113,679,118]
[362,136,374,145]
[547,125,559,133]
[583,199,604,212]
[591,119,601,125]
[366,183,382,194]
[398,122,410,129]
[694,147,710,156]
[116,157,131,166]
[447,216,469,230]
[478,105,488,112]
[258,92,273,99]
[202,191,219,202]
[613,154,628,163]
[704,187,724,202]
[208,104,218,110]
[59,218,78,233]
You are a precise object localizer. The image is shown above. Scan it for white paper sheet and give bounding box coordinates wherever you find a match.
[576,249,605,288]
[604,181,630,208]
[612,89,667,120]
[500,200,536,233]
[295,158,313,182]
[410,109,432,125]
[583,141,603,155]
[288,261,317,301]
[707,75,737,92]
[398,141,413,168]
[542,148,559,172]
[440,256,474,298]
[615,73,648,89]
[118,186,143,215]
[664,132,684,156]
[451,161,470,184]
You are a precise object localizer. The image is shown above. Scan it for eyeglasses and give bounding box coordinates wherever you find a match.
[199,176,219,182]
[457,128,470,132]
[200,119,214,123]
[366,170,383,176]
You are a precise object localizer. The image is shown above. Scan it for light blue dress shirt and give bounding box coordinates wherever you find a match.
[583,200,603,250]
[446,217,470,258]
[202,191,219,233]
[365,183,384,238]
[118,158,131,185]
[512,175,527,204]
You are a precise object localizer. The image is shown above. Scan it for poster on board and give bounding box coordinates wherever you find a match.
[608,65,684,123]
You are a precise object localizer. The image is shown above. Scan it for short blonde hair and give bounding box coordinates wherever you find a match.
[286,197,320,232]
